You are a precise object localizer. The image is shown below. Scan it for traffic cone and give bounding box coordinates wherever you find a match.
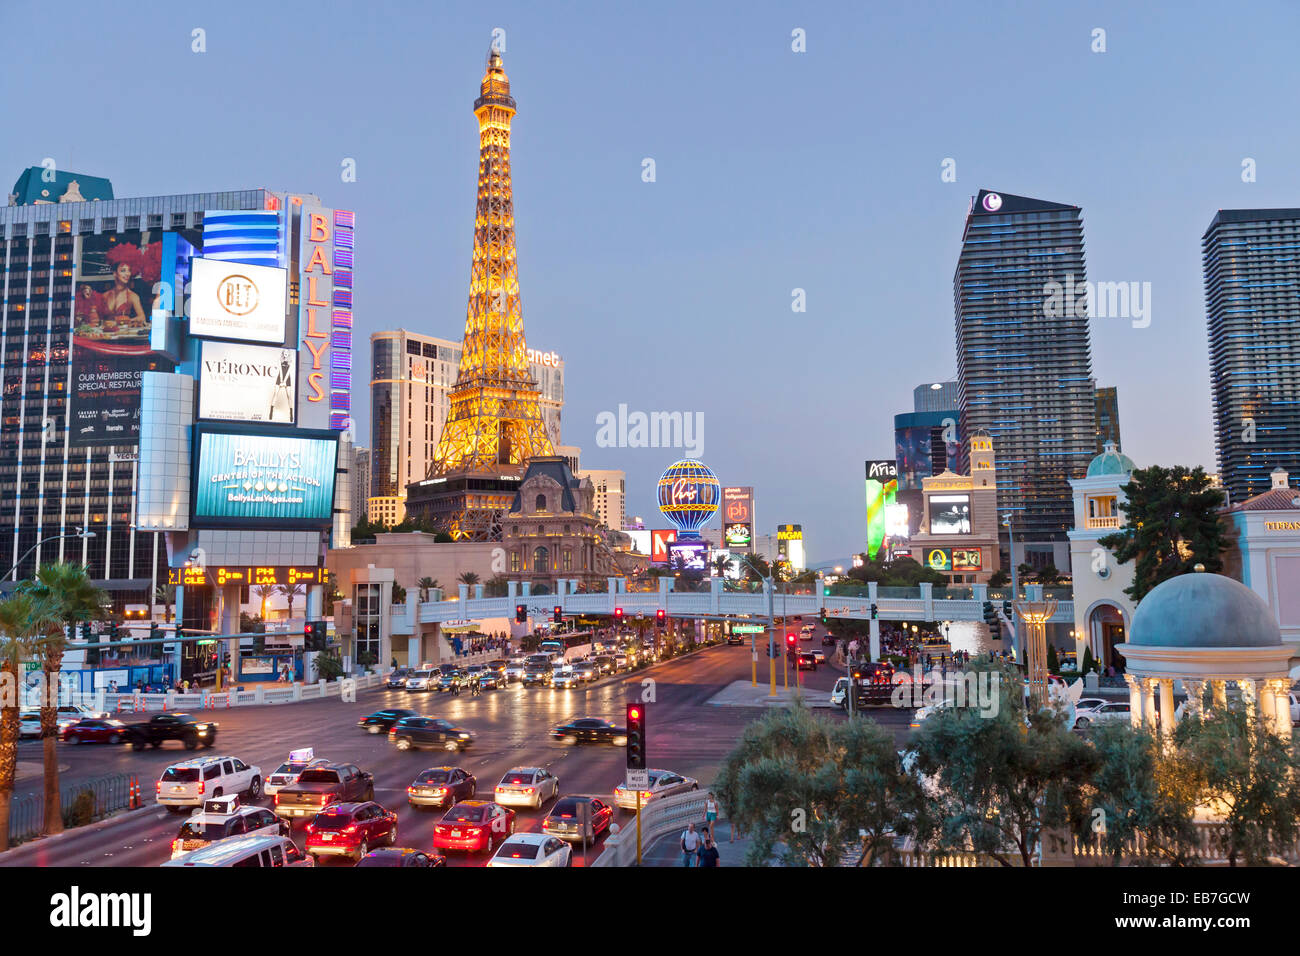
[128,775,139,809]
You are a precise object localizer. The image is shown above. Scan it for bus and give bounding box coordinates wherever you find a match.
[537,630,595,662]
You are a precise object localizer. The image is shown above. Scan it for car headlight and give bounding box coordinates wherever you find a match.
[458,733,470,739]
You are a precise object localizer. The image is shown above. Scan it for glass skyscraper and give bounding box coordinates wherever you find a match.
[1203,208,1300,504]
[954,189,1097,561]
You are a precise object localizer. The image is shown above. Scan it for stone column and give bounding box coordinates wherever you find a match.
[1125,674,1143,727]
[1212,679,1227,710]
[1240,679,1258,724]
[1159,679,1176,735]
[1142,678,1158,730]
[1260,681,1277,726]
[1270,679,1293,739]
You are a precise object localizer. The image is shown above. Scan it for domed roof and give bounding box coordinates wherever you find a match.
[1087,440,1135,477]
[1128,572,1281,648]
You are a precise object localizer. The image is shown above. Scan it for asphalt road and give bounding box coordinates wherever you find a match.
[3,631,914,868]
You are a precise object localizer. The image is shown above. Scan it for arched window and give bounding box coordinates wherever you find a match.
[533,546,549,572]
[535,494,547,511]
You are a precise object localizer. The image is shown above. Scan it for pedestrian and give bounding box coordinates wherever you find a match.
[704,791,719,841]
[697,836,721,867]
[680,822,701,866]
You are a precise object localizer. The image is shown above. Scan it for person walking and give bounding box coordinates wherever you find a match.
[704,792,719,841]
[680,822,701,866]
[697,836,721,867]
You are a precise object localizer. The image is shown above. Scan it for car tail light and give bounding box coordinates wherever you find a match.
[524,787,534,794]
[344,824,358,834]
[407,786,415,794]
[171,839,182,853]
[198,782,205,795]
[274,794,280,805]
[155,781,161,794]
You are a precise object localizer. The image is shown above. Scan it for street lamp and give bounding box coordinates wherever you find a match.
[4,527,95,581]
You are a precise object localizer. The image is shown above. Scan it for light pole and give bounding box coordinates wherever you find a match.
[4,527,95,581]
[1001,513,1020,657]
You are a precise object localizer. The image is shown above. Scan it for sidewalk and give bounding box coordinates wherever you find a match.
[641,821,755,866]
[706,680,834,708]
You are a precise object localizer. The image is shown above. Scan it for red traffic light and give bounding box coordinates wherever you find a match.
[786,632,796,645]
[628,707,640,721]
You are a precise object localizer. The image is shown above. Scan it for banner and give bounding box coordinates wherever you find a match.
[199,341,297,424]
[192,428,338,527]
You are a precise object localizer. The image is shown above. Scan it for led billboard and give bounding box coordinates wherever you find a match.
[199,341,297,424]
[929,494,972,535]
[668,540,708,572]
[923,547,983,573]
[70,231,174,446]
[650,529,677,564]
[864,459,899,560]
[724,522,753,548]
[188,257,288,344]
[192,426,338,528]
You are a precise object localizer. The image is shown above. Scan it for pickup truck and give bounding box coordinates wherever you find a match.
[123,713,218,751]
[273,763,375,820]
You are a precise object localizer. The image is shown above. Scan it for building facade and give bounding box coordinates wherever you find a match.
[908,433,1001,584]
[1094,385,1121,454]
[1203,208,1300,505]
[954,189,1097,573]
[351,446,370,528]
[1222,467,1300,653]
[577,467,625,531]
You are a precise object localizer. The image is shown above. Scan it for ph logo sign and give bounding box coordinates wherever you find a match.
[217,275,259,316]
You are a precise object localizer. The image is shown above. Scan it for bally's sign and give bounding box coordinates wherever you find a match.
[199,341,297,424]
[188,257,288,344]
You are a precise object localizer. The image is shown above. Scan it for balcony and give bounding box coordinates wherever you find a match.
[1084,516,1120,529]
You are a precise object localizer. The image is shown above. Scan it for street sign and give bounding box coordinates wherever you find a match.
[733,625,765,634]
[625,768,649,790]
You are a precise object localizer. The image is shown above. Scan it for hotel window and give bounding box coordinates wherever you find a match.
[534,546,549,572]
[562,549,572,572]
[510,551,519,572]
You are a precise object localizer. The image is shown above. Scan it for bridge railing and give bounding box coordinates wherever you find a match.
[592,789,713,867]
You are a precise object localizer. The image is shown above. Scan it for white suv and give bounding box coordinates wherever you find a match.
[156,755,262,811]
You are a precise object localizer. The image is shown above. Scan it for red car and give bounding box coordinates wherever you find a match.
[61,718,128,744]
[305,801,398,863]
[432,800,515,854]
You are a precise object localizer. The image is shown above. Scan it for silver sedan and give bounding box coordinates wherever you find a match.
[494,766,560,809]
[613,769,699,811]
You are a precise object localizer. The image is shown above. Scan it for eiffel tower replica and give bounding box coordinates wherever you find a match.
[407,49,554,541]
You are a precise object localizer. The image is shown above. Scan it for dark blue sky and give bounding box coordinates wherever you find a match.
[5,0,1299,562]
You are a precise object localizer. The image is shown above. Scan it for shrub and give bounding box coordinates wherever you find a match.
[62,789,97,829]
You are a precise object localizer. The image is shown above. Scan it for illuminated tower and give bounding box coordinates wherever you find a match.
[407,50,553,539]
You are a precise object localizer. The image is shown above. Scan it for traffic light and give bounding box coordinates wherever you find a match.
[982,601,996,624]
[515,604,527,624]
[304,621,326,651]
[1002,601,1013,618]
[786,632,797,648]
[626,703,646,770]
[552,606,563,624]
[655,609,666,628]
[820,606,828,624]
[614,607,624,625]
[870,603,878,620]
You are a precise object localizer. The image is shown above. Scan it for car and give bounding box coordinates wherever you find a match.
[791,650,817,671]
[464,665,500,689]
[1074,701,1132,729]
[725,634,744,645]
[161,833,313,867]
[613,769,699,810]
[613,653,629,669]
[801,625,815,640]
[486,659,509,677]
[487,833,572,867]
[170,795,287,858]
[18,712,41,739]
[504,658,528,683]
[355,847,446,867]
[806,648,826,665]
[822,633,837,647]
[405,668,437,692]
[51,703,110,733]
[432,800,515,854]
[407,766,477,809]
[264,750,332,798]
[593,655,616,674]
[542,795,613,843]
[572,661,598,682]
[357,708,417,734]
[494,766,560,809]
[830,677,850,708]
[384,667,412,689]
[61,717,129,744]
[551,668,581,690]
[1073,697,1110,714]
[305,801,398,862]
[550,717,628,746]
[274,763,375,819]
[156,755,262,811]
[389,716,476,752]
[437,671,468,693]
[908,697,955,729]
[522,664,551,687]
[124,713,219,750]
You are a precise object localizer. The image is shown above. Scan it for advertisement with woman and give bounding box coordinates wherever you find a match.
[69,231,174,445]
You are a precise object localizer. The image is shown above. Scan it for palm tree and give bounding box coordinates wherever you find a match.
[24,562,105,837]
[153,583,176,623]
[457,571,480,587]
[712,554,734,578]
[0,592,44,850]
[254,584,276,621]
[278,582,305,621]
[417,577,439,602]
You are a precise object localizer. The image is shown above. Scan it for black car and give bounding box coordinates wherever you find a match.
[123,713,218,751]
[355,847,446,867]
[388,717,476,752]
[357,708,417,734]
[725,635,744,645]
[384,668,412,689]
[821,634,836,647]
[407,766,477,809]
[550,717,627,746]
[522,665,550,687]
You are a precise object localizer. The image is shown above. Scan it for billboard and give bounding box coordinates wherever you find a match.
[188,257,288,344]
[929,494,972,535]
[923,546,983,573]
[777,524,805,570]
[724,522,752,548]
[296,206,354,431]
[650,529,677,564]
[668,540,708,572]
[191,426,338,528]
[864,459,899,560]
[70,231,175,446]
[199,341,297,424]
[721,487,754,534]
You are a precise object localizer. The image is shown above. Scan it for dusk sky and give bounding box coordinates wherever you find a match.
[5,0,1300,562]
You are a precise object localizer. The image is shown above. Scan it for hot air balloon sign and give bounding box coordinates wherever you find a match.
[656,459,720,539]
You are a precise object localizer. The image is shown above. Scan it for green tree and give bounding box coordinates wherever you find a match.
[1172,708,1300,866]
[484,574,509,598]
[1081,645,1097,676]
[153,583,176,623]
[1097,465,1228,602]
[24,562,106,836]
[910,659,1099,866]
[987,569,1010,588]
[714,704,925,866]
[392,582,407,605]
[253,583,276,620]
[350,516,388,540]
[1036,563,1063,586]
[1046,643,1059,673]
[1082,721,1199,865]
[0,592,46,850]
[712,554,734,578]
